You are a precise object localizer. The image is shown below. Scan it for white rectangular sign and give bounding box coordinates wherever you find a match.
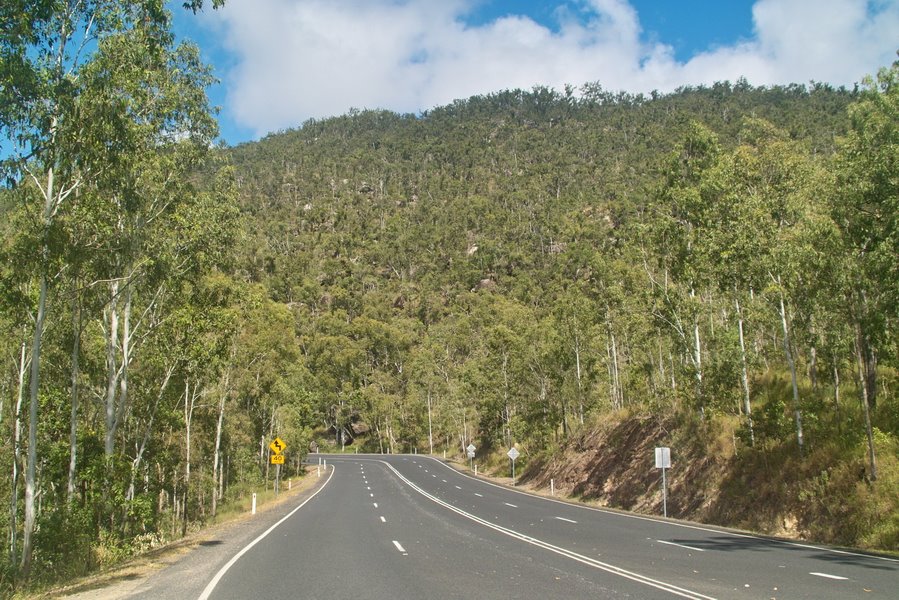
[655,447,671,469]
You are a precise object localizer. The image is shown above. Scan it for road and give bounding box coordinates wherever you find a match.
[167,454,895,599]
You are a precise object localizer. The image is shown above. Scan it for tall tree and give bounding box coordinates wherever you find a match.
[833,58,899,479]
[0,1,218,574]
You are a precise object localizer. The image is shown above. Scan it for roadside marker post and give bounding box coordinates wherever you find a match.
[551,478,555,496]
[251,493,257,515]
[655,447,671,517]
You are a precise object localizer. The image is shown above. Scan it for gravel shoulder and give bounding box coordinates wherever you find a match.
[28,469,327,600]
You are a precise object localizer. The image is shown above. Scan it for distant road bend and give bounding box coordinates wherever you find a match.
[198,454,897,600]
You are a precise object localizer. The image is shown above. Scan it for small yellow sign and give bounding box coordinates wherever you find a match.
[270,437,287,455]
[271,454,285,465]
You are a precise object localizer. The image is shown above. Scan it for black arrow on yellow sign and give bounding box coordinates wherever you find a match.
[270,437,287,455]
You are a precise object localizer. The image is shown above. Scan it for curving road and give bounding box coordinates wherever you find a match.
[144,453,898,599]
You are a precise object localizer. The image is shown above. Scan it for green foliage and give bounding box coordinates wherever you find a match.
[3,19,898,589]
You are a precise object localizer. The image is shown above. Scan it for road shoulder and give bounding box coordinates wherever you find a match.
[31,469,327,600]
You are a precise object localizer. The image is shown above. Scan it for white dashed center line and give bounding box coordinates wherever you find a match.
[810,572,848,580]
[657,540,705,552]
[380,516,386,523]
[373,502,378,508]
[392,540,407,554]
[504,502,518,508]
[555,516,578,524]
[474,493,483,497]
[455,486,462,489]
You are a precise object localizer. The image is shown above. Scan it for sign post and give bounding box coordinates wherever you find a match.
[467,443,476,470]
[655,447,671,517]
[270,438,287,497]
[507,447,520,485]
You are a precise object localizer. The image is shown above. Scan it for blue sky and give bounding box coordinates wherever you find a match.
[465,1,757,61]
[170,0,898,147]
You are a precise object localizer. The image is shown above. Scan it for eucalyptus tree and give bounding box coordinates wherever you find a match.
[728,119,828,454]
[831,59,899,480]
[0,0,222,575]
[650,123,721,413]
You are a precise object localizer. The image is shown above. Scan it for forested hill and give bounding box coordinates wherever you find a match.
[4,3,894,590]
[229,82,855,310]
[226,78,899,550]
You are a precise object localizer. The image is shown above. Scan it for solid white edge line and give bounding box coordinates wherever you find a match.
[381,461,716,600]
[197,465,335,600]
[658,540,705,552]
[393,540,407,553]
[810,572,848,580]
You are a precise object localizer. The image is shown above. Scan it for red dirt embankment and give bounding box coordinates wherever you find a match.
[517,412,800,538]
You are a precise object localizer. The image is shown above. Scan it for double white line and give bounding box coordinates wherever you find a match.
[383,462,716,600]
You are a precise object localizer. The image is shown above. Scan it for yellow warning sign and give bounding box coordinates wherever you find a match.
[271,454,285,465]
[270,437,287,455]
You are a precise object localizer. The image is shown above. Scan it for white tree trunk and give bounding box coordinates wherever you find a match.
[426,390,433,455]
[182,379,199,536]
[690,288,703,410]
[777,283,804,452]
[67,294,81,505]
[735,296,754,446]
[22,272,48,575]
[10,337,28,565]
[211,370,230,518]
[104,280,121,457]
[610,326,622,409]
[126,364,175,502]
[855,324,877,480]
[574,330,584,425]
[832,354,842,435]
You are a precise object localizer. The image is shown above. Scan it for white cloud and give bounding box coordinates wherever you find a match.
[204,0,899,136]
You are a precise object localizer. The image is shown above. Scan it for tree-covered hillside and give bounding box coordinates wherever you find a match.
[227,73,898,548]
[1,7,896,588]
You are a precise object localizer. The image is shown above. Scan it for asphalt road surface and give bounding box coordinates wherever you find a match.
[143,454,897,599]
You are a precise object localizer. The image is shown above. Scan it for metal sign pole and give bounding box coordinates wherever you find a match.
[655,446,671,518]
[507,447,520,486]
[662,467,667,517]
